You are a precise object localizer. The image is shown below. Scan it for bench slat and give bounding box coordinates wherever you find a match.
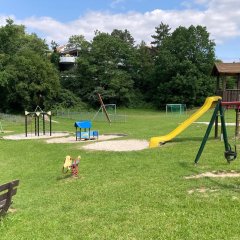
[0,199,6,208]
[0,180,19,192]
[0,180,19,216]
[0,188,17,201]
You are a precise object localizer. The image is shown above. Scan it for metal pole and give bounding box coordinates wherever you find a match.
[194,100,220,164]
[214,114,218,138]
[37,115,39,136]
[35,115,37,136]
[50,115,52,136]
[43,113,45,135]
[25,115,27,137]
[219,103,230,151]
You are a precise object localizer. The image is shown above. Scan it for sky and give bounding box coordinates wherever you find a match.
[0,0,240,62]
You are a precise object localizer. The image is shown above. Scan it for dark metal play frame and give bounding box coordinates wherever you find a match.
[25,110,52,137]
[195,99,237,164]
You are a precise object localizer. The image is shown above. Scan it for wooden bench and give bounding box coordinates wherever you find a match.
[0,179,19,217]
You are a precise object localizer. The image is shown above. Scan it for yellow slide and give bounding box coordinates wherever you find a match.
[149,96,222,148]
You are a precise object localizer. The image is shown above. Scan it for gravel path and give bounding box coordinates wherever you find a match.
[82,139,149,151]
[46,134,123,143]
[3,132,69,140]
[2,132,149,152]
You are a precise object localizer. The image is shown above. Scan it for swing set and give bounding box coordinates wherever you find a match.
[25,106,52,137]
[195,99,237,164]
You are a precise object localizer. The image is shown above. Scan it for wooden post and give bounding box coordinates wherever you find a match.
[223,75,227,90]
[97,93,111,123]
[216,75,220,90]
[237,74,240,90]
[235,108,240,137]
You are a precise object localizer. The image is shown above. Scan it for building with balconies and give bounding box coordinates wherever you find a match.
[58,45,80,71]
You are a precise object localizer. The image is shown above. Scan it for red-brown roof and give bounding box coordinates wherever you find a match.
[212,62,240,76]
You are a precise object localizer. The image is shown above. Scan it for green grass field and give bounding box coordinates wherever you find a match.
[1,108,240,239]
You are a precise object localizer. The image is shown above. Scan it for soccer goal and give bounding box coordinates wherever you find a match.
[166,104,186,114]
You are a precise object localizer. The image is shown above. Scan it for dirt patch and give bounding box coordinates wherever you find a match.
[185,170,240,179]
[194,122,235,126]
[3,132,69,140]
[82,139,149,152]
[188,187,218,194]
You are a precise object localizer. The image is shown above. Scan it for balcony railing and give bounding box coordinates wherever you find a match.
[59,56,76,64]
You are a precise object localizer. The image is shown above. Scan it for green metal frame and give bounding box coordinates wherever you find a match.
[194,99,237,164]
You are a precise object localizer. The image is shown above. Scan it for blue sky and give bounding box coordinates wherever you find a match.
[0,0,239,62]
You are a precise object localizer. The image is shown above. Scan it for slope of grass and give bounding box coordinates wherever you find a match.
[1,108,240,239]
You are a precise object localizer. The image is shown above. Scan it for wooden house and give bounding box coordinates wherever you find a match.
[212,62,240,102]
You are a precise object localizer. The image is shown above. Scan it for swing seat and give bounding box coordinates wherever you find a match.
[225,150,237,162]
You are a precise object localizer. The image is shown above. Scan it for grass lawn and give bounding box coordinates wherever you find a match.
[1,107,240,239]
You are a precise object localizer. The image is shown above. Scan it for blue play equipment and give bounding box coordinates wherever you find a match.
[74,120,99,141]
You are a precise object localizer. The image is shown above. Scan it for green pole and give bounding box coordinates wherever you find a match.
[194,100,220,164]
[219,103,229,151]
[219,103,237,162]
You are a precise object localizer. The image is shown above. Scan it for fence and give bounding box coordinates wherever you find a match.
[0,113,25,123]
[54,109,127,123]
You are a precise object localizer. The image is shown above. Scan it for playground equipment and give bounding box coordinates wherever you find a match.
[166,104,186,114]
[195,99,237,164]
[62,155,81,177]
[215,101,240,138]
[25,106,52,137]
[149,96,222,148]
[92,93,111,123]
[74,120,99,141]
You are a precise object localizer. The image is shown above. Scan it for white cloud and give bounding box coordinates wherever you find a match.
[110,0,126,9]
[0,0,240,47]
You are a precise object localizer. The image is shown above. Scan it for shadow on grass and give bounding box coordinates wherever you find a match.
[56,174,72,181]
[174,136,218,143]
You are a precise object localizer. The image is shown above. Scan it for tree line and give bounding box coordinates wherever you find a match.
[0,19,216,113]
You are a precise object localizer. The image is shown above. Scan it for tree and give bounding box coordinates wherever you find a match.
[111,29,135,46]
[67,34,90,50]
[3,49,60,111]
[50,41,60,69]
[63,31,137,106]
[0,19,60,112]
[152,25,216,108]
[132,41,155,102]
[151,22,171,48]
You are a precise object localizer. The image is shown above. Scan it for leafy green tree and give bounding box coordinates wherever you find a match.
[151,22,171,48]
[50,41,60,69]
[4,49,60,111]
[67,34,90,50]
[111,29,135,46]
[152,25,216,108]
[0,19,60,112]
[132,41,155,103]
[63,31,137,106]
